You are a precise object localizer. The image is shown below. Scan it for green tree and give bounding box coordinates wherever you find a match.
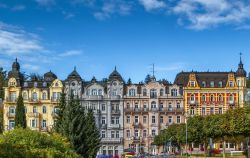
[127,78,132,85]
[54,92,66,133]
[0,67,7,99]
[14,95,26,128]
[144,74,151,84]
[0,128,81,158]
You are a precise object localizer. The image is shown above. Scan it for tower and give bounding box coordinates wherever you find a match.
[235,53,247,107]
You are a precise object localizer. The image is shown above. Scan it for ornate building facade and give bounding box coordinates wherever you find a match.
[64,67,124,156]
[123,76,185,155]
[3,59,63,131]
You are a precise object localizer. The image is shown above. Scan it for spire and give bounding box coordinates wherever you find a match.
[114,66,117,71]
[238,52,243,69]
[74,66,76,71]
[15,58,18,62]
[236,52,246,77]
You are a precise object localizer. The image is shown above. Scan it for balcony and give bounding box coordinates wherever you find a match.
[5,97,16,103]
[109,124,120,129]
[101,138,122,144]
[111,109,120,115]
[29,98,40,103]
[51,97,60,103]
[101,124,107,129]
[85,95,103,100]
[27,112,39,118]
[110,95,121,100]
[6,112,15,118]
[134,108,142,113]
[229,100,235,105]
[132,122,142,128]
[150,108,158,112]
[188,100,198,105]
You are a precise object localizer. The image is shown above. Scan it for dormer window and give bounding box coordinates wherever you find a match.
[210,81,214,88]
[202,81,206,87]
[229,81,234,87]
[43,82,47,87]
[190,81,195,87]
[34,82,38,87]
[190,94,195,101]
[92,89,97,95]
[32,92,38,101]
[24,82,28,87]
[218,81,223,88]
[129,89,136,96]
[150,89,157,99]
[98,89,103,95]
[171,89,177,97]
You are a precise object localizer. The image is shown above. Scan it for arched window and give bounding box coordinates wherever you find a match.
[143,89,147,96]
[23,92,28,100]
[218,95,223,102]
[151,101,156,108]
[210,95,214,102]
[201,95,206,101]
[42,92,47,100]
[229,94,234,101]
[160,89,164,96]
[202,81,206,87]
[33,106,37,113]
[42,106,47,113]
[32,92,38,101]
[43,82,47,87]
[92,89,97,95]
[126,103,130,109]
[171,89,177,97]
[190,94,195,101]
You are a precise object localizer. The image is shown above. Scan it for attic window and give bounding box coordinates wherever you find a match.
[190,81,195,87]
[229,81,234,87]
[210,81,214,88]
[218,81,223,88]
[202,81,206,88]
[43,82,47,87]
[34,82,38,87]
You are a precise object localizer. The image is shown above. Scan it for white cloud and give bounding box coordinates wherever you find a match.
[22,64,40,71]
[93,0,133,20]
[172,0,250,30]
[139,0,166,11]
[62,11,75,19]
[58,50,83,57]
[35,0,55,6]
[11,5,26,11]
[0,22,44,55]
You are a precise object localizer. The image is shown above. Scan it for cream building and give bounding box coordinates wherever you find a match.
[3,59,63,131]
[123,76,184,155]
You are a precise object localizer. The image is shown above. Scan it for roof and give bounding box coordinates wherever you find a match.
[44,70,57,81]
[109,67,123,81]
[66,67,82,81]
[174,71,230,88]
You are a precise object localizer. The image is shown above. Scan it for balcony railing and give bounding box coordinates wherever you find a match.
[27,112,39,118]
[5,97,16,103]
[110,95,121,100]
[188,100,198,105]
[111,110,120,114]
[29,98,40,103]
[101,124,107,129]
[101,138,122,144]
[51,97,60,102]
[85,95,103,100]
[6,112,15,118]
[229,100,235,105]
[150,108,158,112]
[159,107,184,113]
[110,124,120,129]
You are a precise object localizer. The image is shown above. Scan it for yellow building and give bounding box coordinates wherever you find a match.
[3,59,63,131]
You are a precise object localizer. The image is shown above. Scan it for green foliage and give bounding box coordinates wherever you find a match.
[247,79,250,88]
[56,94,101,157]
[127,78,132,85]
[144,74,151,84]
[0,128,81,158]
[15,95,26,128]
[0,67,7,99]
[54,93,66,133]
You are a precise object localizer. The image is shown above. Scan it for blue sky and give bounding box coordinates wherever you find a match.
[0,0,250,83]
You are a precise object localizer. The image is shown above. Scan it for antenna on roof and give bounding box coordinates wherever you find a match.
[239,52,242,63]
[150,63,155,77]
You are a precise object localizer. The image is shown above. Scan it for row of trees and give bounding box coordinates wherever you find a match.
[154,105,250,157]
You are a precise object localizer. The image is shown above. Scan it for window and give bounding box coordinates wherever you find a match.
[24,82,28,87]
[34,82,38,87]
[31,119,37,128]
[150,89,157,98]
[143,130,147,137]
[152,116,156,124]
[23,92,28,100]
[10,92,16,102]
[168,102,172,111]
[201,95,206,101]
[135,116,139,123]
[43,82,47,87]
[101,117,106,124]
[177,116,181,123]
[115,117,119,124]
[116,131,119,138]
[143,116,147,124]
[111,117,115,124]
[210,95,214,102]
[218,81,223,88]
[135,103,139,109]
[210,81,214,88]
[177,102,181,109]
[168,116,172,124]
[229,94,234,101]
[126,116,130,123]
[160,89,164,96]
[42,120,47,128]
[98,89,103,95]
[101,104,105,111]
[190,81,195,87]
[219,107,223,114]
[9,107,15,114]
[229,81,234,87]
[143,89,147,96]
[126,103,130,109]
[32,92,38,101]
[160,116,163,123]
[202,81,206,87]
[171,89,177,97]
[101,131,106,138]
[159,103,163,109]
[92,89,97,95]
[152,129,156,136]
[42,92,47,100]
[42,106,46,113]
[202,107,206,115]
[126,130,130,137]
[151,101,156,108]
[135,130,139,137]
[190,94,195,101]
[9,120,15,129]
[210,107,214,114]
[111,131,115,138]
[129,89,136,96]
[112,89,117,96]
[33,106,37,113]
[190,107,195,115]
[218,95,223,102]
